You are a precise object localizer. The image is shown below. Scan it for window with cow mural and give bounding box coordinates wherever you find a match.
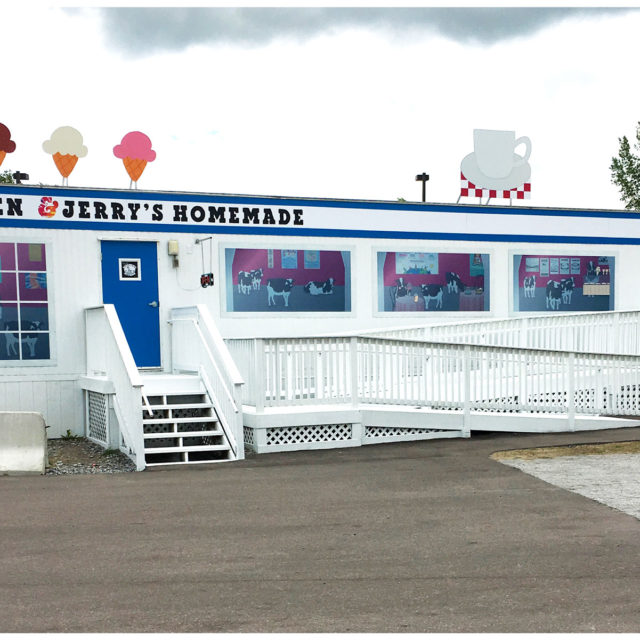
[224,248,351,312]
[377,251,490,312]
[0,242,51,361]
[513,254,615,312]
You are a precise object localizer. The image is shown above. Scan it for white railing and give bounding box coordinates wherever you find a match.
[359,310,640,355]
[84,305,146,470]
[170,305,244,459]
[226,335,640,419]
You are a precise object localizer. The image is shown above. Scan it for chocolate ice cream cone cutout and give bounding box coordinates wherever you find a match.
[0,123,16,169]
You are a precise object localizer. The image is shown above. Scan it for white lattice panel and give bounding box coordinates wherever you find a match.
[365,426,447,438]
[265,424,352,446]
[87,391,108,445]
[243,426,255,447]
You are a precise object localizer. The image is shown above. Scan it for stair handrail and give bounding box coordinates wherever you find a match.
[84,305,146,470]
[190,321,239,412]
[198,365,238,457]
[170,305,245,460]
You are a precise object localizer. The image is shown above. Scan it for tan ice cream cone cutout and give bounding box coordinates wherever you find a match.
[43,126,88,185]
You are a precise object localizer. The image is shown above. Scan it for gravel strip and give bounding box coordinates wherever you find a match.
[46,438,136,475]
[500,453,640,520]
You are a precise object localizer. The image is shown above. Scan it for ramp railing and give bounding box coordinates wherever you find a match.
[226,335,640,419]
[358,310,640,355]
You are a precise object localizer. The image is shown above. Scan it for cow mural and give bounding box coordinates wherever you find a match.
[226,248,350,312]
[378,252,489,312]
[514,255,614,313]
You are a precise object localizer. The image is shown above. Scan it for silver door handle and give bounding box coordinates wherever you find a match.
[148,301,158,307]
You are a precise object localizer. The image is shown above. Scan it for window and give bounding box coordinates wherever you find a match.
[512,254,614,313]
[377,251,490,312]
[0,242,51,361]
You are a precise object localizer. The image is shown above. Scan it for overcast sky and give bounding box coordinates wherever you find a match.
[2,4,640,210]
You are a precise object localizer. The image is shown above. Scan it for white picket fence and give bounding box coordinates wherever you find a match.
[226,332,640,418]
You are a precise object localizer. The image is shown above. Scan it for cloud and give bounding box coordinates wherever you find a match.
[95,7,631,56]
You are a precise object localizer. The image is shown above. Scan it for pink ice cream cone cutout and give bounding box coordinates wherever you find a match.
[0,123,17,169]
[42,126,88,185]
[113,131,156,187]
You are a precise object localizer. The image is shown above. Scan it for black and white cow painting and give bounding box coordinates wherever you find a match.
[421,284,443,310]
[251,268,264,290]
[390,277,412,309]
[585,260,598,283]
[523,275,536,298]
[446,272,465,294]
[237,271,254,295]
[546,280,562,310]
[267,278,295,307]
[560,277,575,304]
[584,260,599,297]
[4,321,41,358]
[303,277,335,295]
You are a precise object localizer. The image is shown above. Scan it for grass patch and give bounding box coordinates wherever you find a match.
[491,440,640,461]
[60,429,81,440]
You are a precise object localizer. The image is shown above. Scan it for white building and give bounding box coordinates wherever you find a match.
[1,183,637,468]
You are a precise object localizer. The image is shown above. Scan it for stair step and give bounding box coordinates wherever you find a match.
[142,416,218,425]
[143,443,231,454]
[143,402,214,411]
[140,374,204,395]
[143,429,223,439]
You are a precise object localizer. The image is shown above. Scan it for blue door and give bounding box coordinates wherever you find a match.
[101,241,161,368]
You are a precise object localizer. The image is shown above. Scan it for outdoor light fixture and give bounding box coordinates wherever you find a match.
[415,173,429,202]
[195,236,214,288]
[12,171,28,184]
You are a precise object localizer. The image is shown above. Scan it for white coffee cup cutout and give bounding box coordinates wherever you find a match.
[473,129,531,179]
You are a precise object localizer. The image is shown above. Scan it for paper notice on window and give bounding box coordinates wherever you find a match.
[28,244,43,263]
[540,258,549,277]
[560,258,570,274]
[571,258,581,274]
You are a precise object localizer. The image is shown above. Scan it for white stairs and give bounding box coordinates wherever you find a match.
[140,374,235,467]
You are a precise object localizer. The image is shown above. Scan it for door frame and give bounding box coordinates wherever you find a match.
[99,238,163,369]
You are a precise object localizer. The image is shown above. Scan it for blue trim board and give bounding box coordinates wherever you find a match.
[0,184,637,220]
[1,216,640,245]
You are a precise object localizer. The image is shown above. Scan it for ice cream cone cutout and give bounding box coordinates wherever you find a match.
[113,131,156,188]
[42,126,88,185]
[0,123,17,169]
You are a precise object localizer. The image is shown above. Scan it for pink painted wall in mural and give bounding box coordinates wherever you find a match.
[516,255,612,288]
[382,252,485,289]
[232,249,346,285]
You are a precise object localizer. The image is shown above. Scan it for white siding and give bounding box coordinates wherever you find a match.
[0,223,636,435]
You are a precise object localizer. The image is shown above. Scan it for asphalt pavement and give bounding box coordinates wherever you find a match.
[2,427,640,633]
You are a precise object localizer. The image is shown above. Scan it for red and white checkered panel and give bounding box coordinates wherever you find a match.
[460,172,531,200]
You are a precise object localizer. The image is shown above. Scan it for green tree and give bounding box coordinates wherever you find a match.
[610,122,640,211]
[0,169,14,184]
